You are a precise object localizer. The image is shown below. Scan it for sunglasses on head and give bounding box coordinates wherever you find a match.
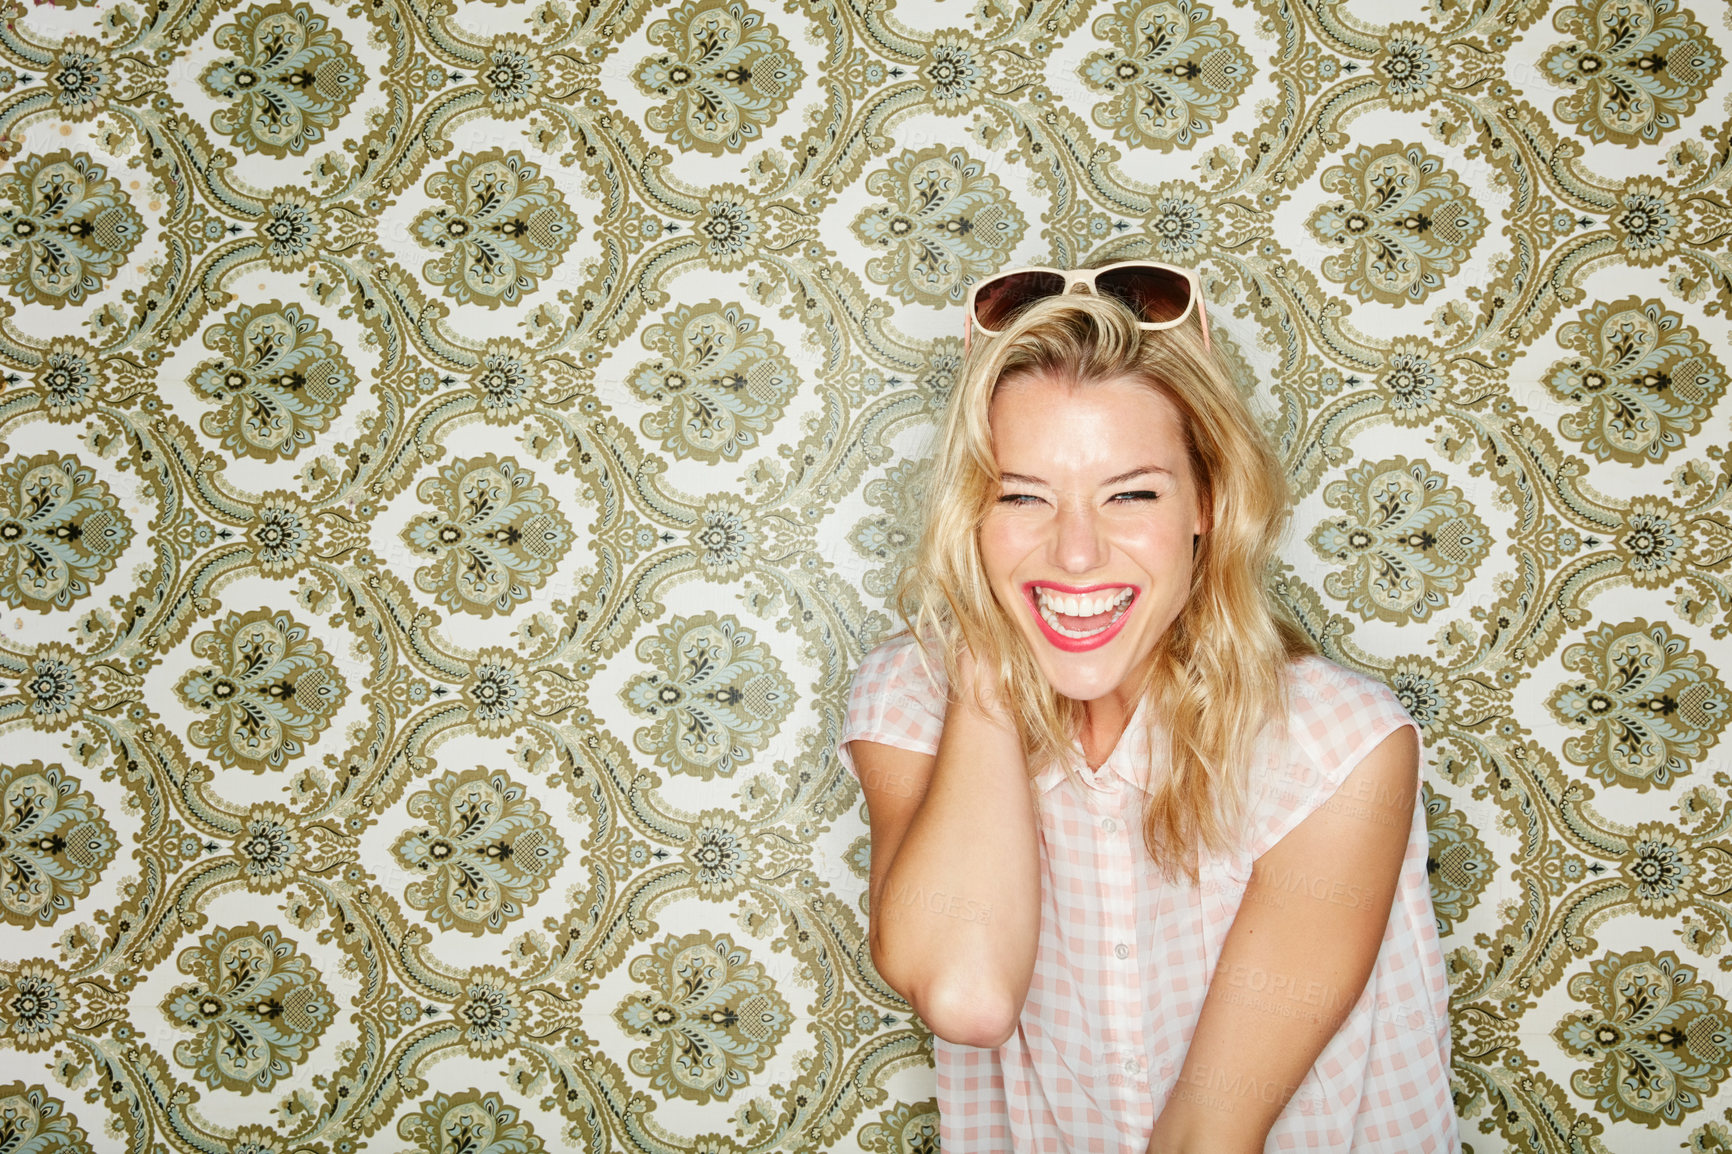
[963,261,1209,352]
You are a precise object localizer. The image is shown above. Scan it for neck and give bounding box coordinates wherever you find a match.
[1080,686,1138,769]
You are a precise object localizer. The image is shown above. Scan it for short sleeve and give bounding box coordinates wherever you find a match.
[1241,656,1421,859]
[837,634,949,780]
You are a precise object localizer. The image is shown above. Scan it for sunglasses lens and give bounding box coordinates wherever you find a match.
[1094,265,1192,326]
[972,270,1066,331]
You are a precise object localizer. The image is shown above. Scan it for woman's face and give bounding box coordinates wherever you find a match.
[979,371,1206,707]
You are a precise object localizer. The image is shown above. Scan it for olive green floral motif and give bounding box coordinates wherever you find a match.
[0,1083,91,1153]
[921,31,988,113]
[34,340,102,420]
[1375,24,1444,110]
[1145,181,1214,259]
[1547,296,1725,464]
[691,496,756,578]
[175,609,350,772]
[1542,0,1724,147]
[161,923,335,1093]
[1378,339,1452,426]
[200,2,365,158]
[1389,657,1451,733]
[1306,142,1486,304]
[257,188,323,270]
[462,649,533,735]
[633,0,804,155]
[852,145,1025,306]
[623,611,794,778]
[398,1090,546,1154]
[858,1099,940,1154]
[1549,619,1729,791]
[413,149,578,308]
[0,962,73,1051]
[0,452,132,614]
[0,150,143,307]
[849,458,927,599]
[1079,0,1254,151]
[472,339,541,423]
[191,301,358,461]
[392,768,567,935]
[1309,457,1490,622]
[614,928,792,1103]
[1423,785,1492,937]
[402,454,574,617]
[48,38,110,121]
[235,804,299,891]
[683,809,757,898]
[456,966,520,1055]
[1687,1119,1732,1151]
[630,300,798,463]
[1621,500,1686,588]
[248,492,314,575]
[1553,947,1730,1127]
[1614,179,1681,266]
[1623,823,1697,916]
[16,643,86,732]
[916,336,964,411]
[698,184,759,270]
[0,761,116,929]
[481,36,540,117]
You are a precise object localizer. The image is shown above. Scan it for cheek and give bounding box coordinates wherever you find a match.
[1120,533,1199,600]
[977,519,1025,580]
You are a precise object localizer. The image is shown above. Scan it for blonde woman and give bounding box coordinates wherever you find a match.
[838,264,1456,1153]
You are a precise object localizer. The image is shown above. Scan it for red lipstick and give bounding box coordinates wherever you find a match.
[1021,582,1138,653]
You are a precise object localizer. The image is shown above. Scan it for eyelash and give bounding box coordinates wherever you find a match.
[995,491,1160,505]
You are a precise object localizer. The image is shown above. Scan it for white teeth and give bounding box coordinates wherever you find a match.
[1032,586,1135,639]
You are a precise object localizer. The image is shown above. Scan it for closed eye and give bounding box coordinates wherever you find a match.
[997,493,1044,506]
[1110,490,1161,503]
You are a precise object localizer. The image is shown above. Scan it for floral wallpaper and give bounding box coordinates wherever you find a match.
[0,0,1727,1151]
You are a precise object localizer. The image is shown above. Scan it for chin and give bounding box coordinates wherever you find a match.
[1028,650,1139,703]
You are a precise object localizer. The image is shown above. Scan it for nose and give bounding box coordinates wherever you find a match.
[1051,498,1107,573]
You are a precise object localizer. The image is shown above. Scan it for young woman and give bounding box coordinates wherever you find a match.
[838,264,1456,1152]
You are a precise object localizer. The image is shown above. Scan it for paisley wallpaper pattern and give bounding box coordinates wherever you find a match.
[0,0,1727,1150]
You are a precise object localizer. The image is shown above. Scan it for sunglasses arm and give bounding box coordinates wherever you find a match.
[1197,295,1211,354]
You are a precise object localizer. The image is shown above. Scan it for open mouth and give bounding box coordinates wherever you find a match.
[1024,582,1137,650]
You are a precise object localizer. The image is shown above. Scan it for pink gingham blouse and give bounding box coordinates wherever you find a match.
[839,634,1457,1153]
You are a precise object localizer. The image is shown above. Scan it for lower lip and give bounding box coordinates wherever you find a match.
[1023,588,1136,652]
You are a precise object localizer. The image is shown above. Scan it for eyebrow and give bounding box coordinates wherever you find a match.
[999,466,1174,487]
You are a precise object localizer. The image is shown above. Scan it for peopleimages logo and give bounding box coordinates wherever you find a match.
[874,877,994,924]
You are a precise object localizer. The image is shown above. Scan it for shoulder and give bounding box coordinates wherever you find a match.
[1240,657,1420,856]
[851,632,948,700]
[1281,656,1417,762]
[840,634,949,764]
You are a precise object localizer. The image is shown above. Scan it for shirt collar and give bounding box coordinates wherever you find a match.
[1030,696,1155,797]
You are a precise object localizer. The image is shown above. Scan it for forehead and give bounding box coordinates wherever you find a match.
[987,372,1189,470]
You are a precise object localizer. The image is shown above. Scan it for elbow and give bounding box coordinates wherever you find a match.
[918,979,1022,1047]
[872,934,1020,1046]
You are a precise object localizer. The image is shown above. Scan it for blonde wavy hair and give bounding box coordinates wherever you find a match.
[897,289,1315,879]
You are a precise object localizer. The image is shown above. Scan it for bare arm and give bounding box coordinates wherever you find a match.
[847,655,1042,1048]
[1146,725,1420,1154]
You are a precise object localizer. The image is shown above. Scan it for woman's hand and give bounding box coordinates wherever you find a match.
[953,645,1016,731]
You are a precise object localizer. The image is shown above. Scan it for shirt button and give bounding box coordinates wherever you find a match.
[1102,817,1116,832]
[1115,943,1130,960]
[1124,1058,1141,1074]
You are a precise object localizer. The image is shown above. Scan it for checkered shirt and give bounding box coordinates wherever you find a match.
[839,634,1458,1153]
